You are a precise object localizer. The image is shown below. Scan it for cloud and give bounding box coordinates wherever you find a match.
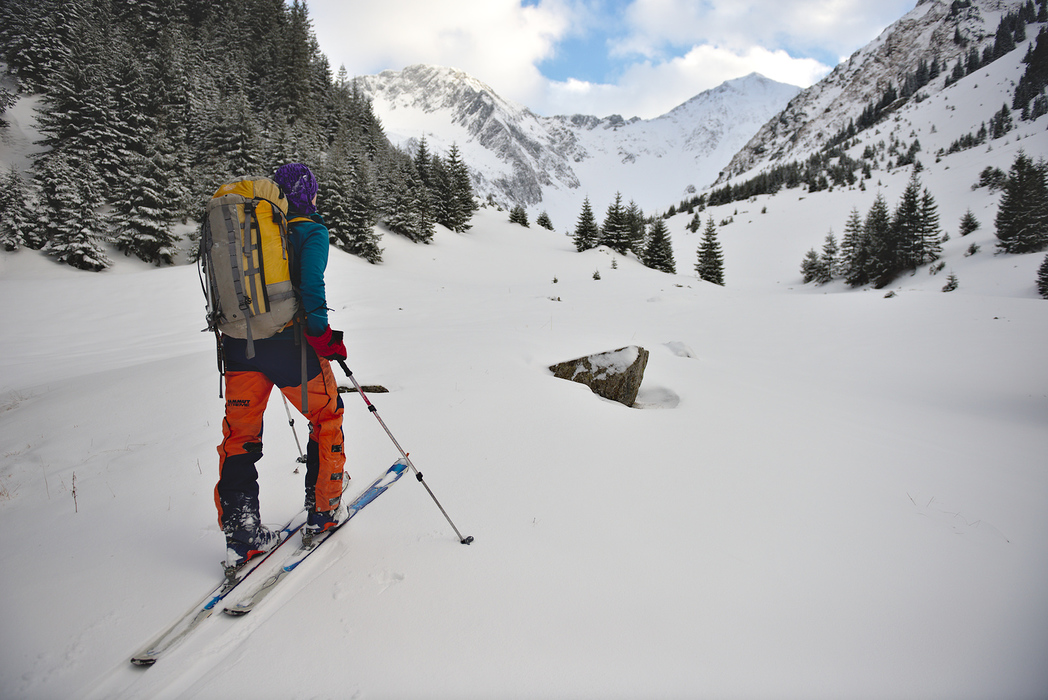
[541,45,829,119]
[306,0,914,119]
[309,0,574,103]
[617,0,915,62]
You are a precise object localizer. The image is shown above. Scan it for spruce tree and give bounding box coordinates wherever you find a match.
[959,209,980,236]
[625,200,646,253]
[536,211,554,230]
[323,155,382,263]
[36,151,111,271]
[996,151,1048,253]
[841,207,870,286]
[642,218,676,274]
[800,248,824,284]
[918,188,943,264]
[509,205,529,227]
[573,197,600,252]
[0,167,32,251]
[864,193,896,288]
[1037,253,1048,299]
[600,192,631,254]
[892,173,922,272]
[695,217,725,286]
[111,140,182,265]
[820,231,839,282]
[443,143,476,232]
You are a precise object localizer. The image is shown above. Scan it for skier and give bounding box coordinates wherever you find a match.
[215,162,350,568]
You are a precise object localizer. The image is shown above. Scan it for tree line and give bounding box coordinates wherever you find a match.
[0,0,476,269]
[800,151,1048,293]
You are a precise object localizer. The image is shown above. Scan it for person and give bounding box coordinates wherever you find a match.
[215,162,350,569]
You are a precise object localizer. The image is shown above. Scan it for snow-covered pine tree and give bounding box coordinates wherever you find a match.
[427,153,452,230]
[641,218,675,274]
[509,205,529,227]
[0,167,32,251]
[800,248,824,284]
[383,157,433,244]
[599,192,631,254]
[840,207,870,286]
[995,151,1048,254]
[696,217,725,286]
[35,151,111,271]
[442,143,477,233]
[111,139,182,265]
[536,211,553,230]
[625,200,645,253]
[820,230,839,282]
[1038,253,1048,299]
[892,173,923,273]
[959,209,980,236]
[573,197,600,252]
[918,188,942,264]
[863,193,896,288]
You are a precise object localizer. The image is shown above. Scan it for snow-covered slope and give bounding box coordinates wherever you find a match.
[1,205,1046,699]
[354,65,799,228]
[720,0,1019,180]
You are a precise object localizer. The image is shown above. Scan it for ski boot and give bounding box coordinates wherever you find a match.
[302,502,349,548]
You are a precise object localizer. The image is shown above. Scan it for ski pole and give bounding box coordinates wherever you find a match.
[280,392,308,464]
[337,359,473,545]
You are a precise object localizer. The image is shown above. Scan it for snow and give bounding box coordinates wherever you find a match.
[2,12,1048,698]
[1,194,1046,698]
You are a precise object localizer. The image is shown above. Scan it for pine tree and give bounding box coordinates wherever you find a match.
[535,211,554,230]
[840,207,870,286]
[36,151,111,271]
[443,143,476,232]
[509,205,529,227]
[959,209,980,236]
[1037,253,1048,298]
[695,217,725,285]
[625,200,645,253]
[864,193,897,288]
[892,173,923,272]
[573,197,600,252]
[819,230,839,282]
[918,188,942,264]
[0,167,32,251]
[318,150,381,263]
[599,192,631,254]
[996,151,1048,253]
[800,248,825,284]
[111,139,182,265]
[641,218,675,274]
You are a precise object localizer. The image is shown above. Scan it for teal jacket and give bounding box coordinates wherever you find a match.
[287,212,330,335]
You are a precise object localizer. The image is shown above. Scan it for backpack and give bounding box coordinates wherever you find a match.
[199,177,299,360]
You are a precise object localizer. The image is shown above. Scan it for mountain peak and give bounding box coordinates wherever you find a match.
[355,65,800,225]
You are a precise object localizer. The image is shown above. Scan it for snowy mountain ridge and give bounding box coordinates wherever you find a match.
[352,65,800,228]
[720,0,1019,181]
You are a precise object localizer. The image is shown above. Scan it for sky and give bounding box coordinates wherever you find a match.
[305,0,917,119]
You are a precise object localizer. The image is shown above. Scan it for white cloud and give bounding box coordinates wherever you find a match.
[309,0,573,104]
[617,0,916,60]
[306,0,913,119]
[540,45,829,119]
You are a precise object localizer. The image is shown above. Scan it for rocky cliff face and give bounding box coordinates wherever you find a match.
[718,0,1014,182]
[353,65,799,224]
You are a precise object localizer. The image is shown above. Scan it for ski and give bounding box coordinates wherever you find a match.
[129,512,306,666]
[223,459,409,617]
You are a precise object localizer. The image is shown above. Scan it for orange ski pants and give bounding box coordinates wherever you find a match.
[215,335,346,529]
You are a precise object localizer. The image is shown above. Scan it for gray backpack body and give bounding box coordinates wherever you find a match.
[199,177,299,358]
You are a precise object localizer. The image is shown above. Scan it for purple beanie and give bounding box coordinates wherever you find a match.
[273,163,318,214]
